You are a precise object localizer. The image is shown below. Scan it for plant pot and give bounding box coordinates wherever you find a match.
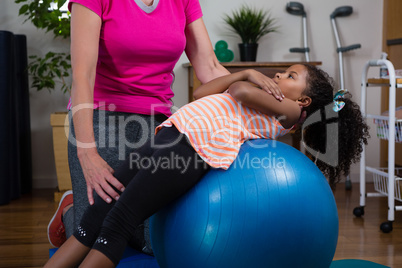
[238,43,259,62]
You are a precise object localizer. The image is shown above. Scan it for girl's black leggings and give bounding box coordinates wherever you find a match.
[73,126,210,265]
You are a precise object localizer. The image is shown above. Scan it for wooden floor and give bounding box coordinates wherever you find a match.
[0,189,55,268]
[0,183,401,267]
[333,183,402,267]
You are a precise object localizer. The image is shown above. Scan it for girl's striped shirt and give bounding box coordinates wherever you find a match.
[155,93,293,169]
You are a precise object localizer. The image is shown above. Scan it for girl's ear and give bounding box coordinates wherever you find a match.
[297,96,312,107]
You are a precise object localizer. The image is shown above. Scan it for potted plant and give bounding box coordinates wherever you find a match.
[223,5,278,61]
[16,0,71,93]
[16,0,72,201]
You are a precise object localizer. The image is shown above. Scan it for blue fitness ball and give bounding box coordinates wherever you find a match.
[150,140,339,268]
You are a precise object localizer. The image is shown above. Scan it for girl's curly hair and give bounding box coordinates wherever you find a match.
[296,64,370,186]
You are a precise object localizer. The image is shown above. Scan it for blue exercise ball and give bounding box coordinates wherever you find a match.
[150,140,338,268]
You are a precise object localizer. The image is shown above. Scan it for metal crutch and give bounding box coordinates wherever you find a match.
[286,1,310,62]
[330,6,361,90]
[330,6,361,190]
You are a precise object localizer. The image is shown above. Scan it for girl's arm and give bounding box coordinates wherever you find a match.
[193,71,248,100]
[228,81,301,129]
[184,19,283,100]
[70,3,124,205]
[193,69,284,101]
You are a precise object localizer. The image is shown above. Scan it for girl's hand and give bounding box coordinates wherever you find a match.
[78,148,125,205]
[245,70,284,101]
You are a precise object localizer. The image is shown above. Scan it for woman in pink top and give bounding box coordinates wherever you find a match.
[48,0,286,253]
[47,0,286,253]
[45,64,369,267]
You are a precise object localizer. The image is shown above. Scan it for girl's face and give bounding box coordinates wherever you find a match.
[273,64,308,102]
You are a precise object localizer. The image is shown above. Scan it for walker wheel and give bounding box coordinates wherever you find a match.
[353,206,364,217]
[380,221,393,233]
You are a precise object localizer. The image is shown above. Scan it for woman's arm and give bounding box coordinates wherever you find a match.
[184,18,230,85]
[228,81,301,129]
[70,3,124,205]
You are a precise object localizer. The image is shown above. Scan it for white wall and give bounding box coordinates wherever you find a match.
[0,0,383,188]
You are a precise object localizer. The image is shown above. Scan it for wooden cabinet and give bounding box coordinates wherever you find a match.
[382,0,402,167]
[183,61,321,103]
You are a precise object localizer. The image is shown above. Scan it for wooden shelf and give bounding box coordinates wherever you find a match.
[367,77,402,84]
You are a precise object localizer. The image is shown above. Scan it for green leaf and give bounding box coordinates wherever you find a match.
[45,51,56,59]
[37,64,47,77]
[47,79,56,87]
[54,69,61,77]
[19,4,29,15]
[29,64,38,73]
[16,0,71,39]
[58,0,68,9]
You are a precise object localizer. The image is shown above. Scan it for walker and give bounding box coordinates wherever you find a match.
[354,59,402,233]
[330,6,361,190]
[286,2,310,62]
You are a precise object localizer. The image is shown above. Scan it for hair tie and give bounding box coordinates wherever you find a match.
[332,89,347,112]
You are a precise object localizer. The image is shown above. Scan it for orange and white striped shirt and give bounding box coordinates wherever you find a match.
[155,93,292,169]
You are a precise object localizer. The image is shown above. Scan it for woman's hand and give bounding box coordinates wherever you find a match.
[245,70,284,101]
[78,148,125,205]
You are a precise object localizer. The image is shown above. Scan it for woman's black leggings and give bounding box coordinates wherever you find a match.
[73,126,210,265]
